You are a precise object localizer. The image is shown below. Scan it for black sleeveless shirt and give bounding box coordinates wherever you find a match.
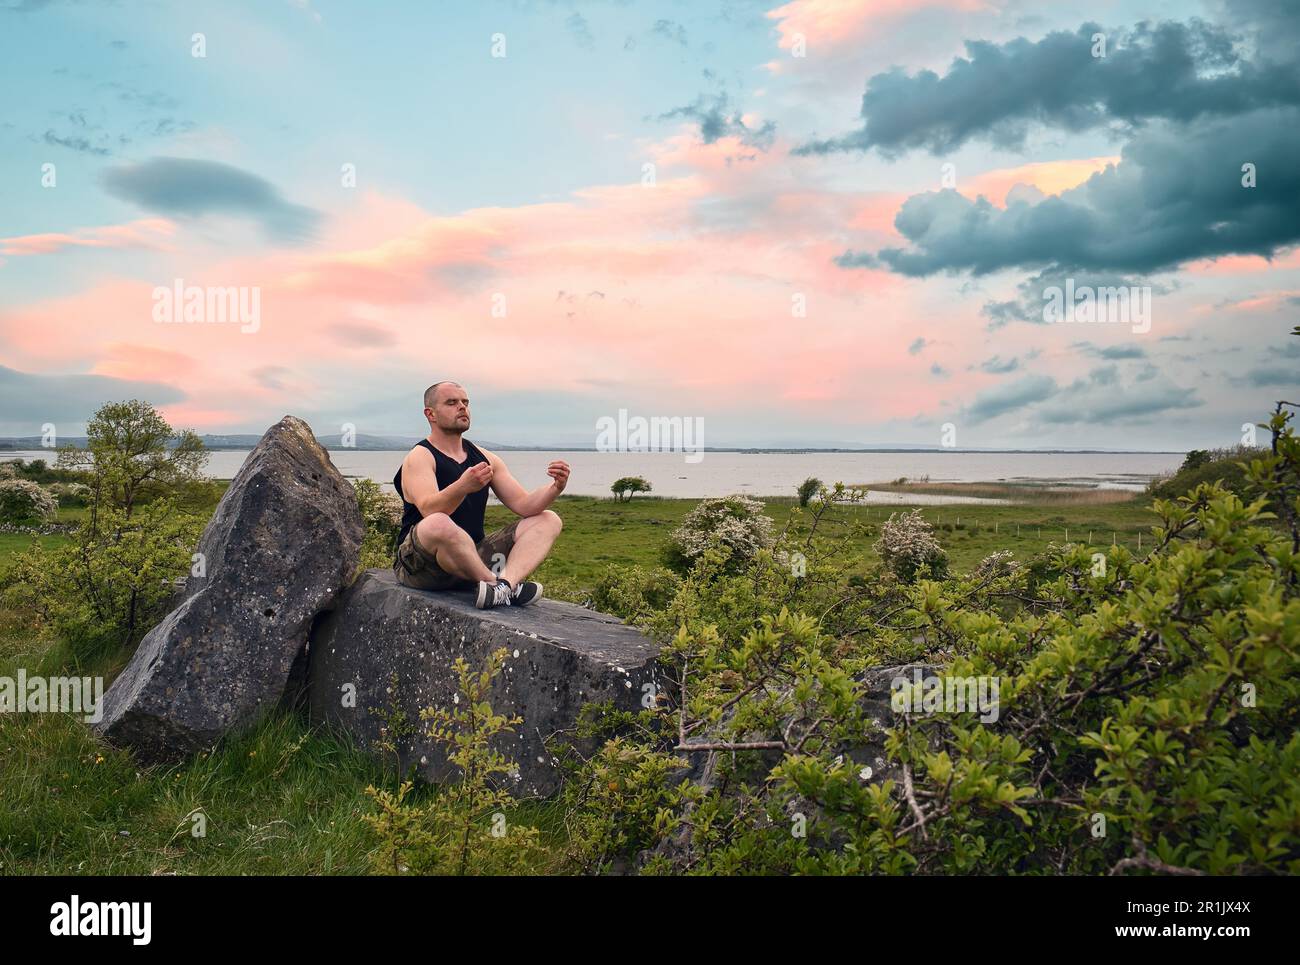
[393,438,489,546]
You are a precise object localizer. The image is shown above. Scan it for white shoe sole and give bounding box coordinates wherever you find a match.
[476,581,509,609]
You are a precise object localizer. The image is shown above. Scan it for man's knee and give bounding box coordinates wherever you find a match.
[516,509,562,540]
[417,512,461,545]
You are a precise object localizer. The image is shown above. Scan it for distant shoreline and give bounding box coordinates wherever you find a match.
[0,445,1186,455]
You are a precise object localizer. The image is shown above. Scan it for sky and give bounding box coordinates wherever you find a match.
[0,0,1296,449]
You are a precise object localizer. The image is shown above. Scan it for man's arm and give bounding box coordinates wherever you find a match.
[482,448,569,517]
[402,447,493,518]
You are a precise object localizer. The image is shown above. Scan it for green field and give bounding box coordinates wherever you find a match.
[0,485,1165,874]
[512,491,1162,592]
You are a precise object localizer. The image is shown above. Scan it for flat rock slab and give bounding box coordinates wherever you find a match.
[308,568,662,797]
[94,415,364,761]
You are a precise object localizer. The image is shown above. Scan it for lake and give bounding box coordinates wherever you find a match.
[2,448,1184,504]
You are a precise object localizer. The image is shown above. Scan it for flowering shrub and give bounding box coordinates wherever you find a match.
[664,494,774,573]
[48,481,92,507]
[874,508,948,582]
[972,548,1019,579]
[0,479,58,524]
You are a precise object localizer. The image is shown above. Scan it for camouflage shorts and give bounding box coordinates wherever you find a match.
[392,519,520,591]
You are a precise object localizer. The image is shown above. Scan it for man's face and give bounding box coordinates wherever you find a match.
[428,384,470,432]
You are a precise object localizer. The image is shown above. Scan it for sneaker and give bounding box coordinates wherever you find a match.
[511,580,543,607]
[476,578,514,609]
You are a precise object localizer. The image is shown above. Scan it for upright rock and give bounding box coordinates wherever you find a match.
[94,415,364,760]
[308,569,662,797]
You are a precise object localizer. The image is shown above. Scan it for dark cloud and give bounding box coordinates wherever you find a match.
[1075,343,1148,360]
[1212,0,1300,64]
[962,365,1202,426]
[907,337,928,355]
[651,19,687,46]
[101,157,321,243]
[834,249,879,270]
[328,321,398,348]
[1233,366,1299,387]
[43,130,110,155]
[857,108,1300,278]
[981,269,1172,330]
[797,20,1300,157]
[1,0,61,10]
[965,374,1057,423]
[978,354,1020,373]
[144,118,196,137]
[930,362,949,378]
[251,366,292,391]
[1036,367,1202,424]
[0,364,185,434]
[657,93,774,149]
[565,12,594,50]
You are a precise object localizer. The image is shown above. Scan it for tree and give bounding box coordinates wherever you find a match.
[1,400,209,661]
[1179,449,1211,473]
[611,476,652,502]
[57,399,208,524]
[796,476,822,507]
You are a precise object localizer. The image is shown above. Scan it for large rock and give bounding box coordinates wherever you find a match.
[308,568,662,797]
[94,415,364,760]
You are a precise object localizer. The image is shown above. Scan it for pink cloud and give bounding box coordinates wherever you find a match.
[0,131,1120,434]
[1187,248,1300,276]
[961,157,1120,206]
[0,218,176,256]
[764,0,999,73]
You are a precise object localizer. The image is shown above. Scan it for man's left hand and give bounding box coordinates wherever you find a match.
[547,460,571,493]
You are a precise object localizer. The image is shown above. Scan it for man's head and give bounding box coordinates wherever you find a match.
[424,380,470,435]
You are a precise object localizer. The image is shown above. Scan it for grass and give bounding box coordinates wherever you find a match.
[0,483,1165,874]
[517,491,1161,587]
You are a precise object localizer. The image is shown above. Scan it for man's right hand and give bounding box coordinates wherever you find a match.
[459,462,494,492]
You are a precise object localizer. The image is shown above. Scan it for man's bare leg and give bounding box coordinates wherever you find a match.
[500,510,562,586]
[414,512,497,583]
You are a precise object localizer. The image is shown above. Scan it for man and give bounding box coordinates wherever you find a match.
[392,380,568,609]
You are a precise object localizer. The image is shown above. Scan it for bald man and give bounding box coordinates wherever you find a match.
[392,381,569,609]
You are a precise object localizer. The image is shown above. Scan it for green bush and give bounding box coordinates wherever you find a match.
[363,648,549,875]
[796,477,822,507]
[551,407,1300,875]
[353,478,402,570]
[1147,446,1265,501]
[589,564,682,624]
[1,498,202,663]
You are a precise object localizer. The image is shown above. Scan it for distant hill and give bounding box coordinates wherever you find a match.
[0,433,523,452]
[0,434,1184,455]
